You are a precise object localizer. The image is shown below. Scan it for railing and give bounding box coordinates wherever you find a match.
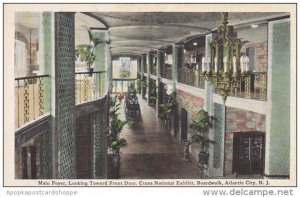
[75,71,106,105]
[15,75,50,128]
[111,79,136,93]
[150,66,157,76]
[178,68,205,89]
[161,67,172,80]
[214,72,267,101]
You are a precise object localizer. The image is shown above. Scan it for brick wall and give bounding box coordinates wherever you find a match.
[241,41,268,72]
[225,106,266,175]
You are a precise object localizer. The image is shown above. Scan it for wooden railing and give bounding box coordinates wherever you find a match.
[110,79,136,94]
[75,71,106,104]
[15,75,50,128]
[177,68,267,101]
[178,68,205,89]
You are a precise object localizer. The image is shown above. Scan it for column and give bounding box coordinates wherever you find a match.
[172,44,184,91]
[202,33,225,178]
[92,97,108,178]
[42,12,53,178]
[147,52,154,105]
[91,29,109,97]
[156,49,165,116]
[53,12,76,179]
[141,54,147,98]
[265,19,290,178]
[137,57,142,94]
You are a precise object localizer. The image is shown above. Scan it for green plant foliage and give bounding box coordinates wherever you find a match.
[190,109,216,152]
[160,91,177,119]
[120,71,130,78]
[108,95,133,154]
[75,44,96,68]
[141,80,147,88]
[149,83,157,102]
[136,79,141,93]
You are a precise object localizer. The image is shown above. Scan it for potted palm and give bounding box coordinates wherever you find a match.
[149,83,157,106]
[107,95,132,178]
[160,91,177,130]
[190,109,215,165]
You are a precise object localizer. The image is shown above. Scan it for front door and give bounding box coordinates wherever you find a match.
[233,131,265,175]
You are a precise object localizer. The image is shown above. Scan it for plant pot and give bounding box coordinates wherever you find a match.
[108,152,121,179]
[86,67,94,76]
[198,152,209,165]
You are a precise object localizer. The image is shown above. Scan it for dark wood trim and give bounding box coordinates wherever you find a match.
[15,74,50,81]
[264,174,290,179]
[15,115,51,148]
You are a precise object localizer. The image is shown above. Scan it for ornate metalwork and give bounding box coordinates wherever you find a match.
[84,75,89,101]
[200,12,251,104]
[38,77,45,116]
[93,74,96,100]
[245,75,251,99]
[24,79,30,123]
[213,103,224,168]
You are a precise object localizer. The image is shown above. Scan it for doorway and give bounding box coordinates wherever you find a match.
[232,131,265,176]
[180,108,188,142]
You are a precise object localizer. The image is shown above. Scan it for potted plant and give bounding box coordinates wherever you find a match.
[75,44,95,76]
[75,26,110,76]
[190,109,215,165]
[160,91,177,130]
[149,83,157,106]
[107,95,132,178]
[136,79,141,94]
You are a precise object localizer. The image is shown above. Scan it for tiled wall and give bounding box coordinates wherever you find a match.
[54,12,76,179]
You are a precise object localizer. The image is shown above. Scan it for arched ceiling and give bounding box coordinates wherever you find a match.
[88,12,289,57]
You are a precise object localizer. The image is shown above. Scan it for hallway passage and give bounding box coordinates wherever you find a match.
[119,95,200,179]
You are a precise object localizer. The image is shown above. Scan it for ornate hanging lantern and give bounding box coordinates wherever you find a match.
[200,12,250,104]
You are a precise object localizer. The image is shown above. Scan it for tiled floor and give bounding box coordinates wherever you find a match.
[119,95,200,179]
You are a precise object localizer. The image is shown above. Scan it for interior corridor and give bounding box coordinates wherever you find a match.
[119,95,200,179]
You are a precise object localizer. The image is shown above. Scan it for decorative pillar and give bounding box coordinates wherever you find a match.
[43,12,53,114]
[53,12,76,179]
[147,52,154,105]
[172,44,184,92]
[91,30,109,97]
[40,12,53,178]
[136,57,141,93]
[203,33,225,178]
[156,49,165,116]
[92,96,108,178]
[265,19,290,178]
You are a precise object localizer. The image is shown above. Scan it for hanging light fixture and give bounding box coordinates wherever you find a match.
[200,12,250,104]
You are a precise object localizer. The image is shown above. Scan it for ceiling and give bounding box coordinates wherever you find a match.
[86,12,288,58]
[15,11,289,58]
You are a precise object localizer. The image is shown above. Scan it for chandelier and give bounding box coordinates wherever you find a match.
[200,12,250,104]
